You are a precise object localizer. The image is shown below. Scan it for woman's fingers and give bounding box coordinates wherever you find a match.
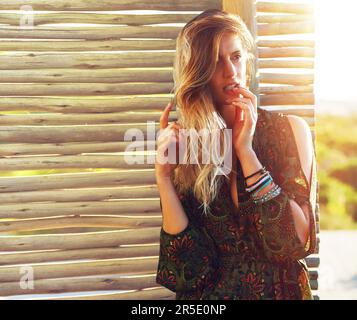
[157,125,182,163]
[157,122,181,145]
[232,101,256,125]
[235,87,257,107]
[227,87,257,113]
[159,101,174,130]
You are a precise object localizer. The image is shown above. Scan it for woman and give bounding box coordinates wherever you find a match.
[155,9,317,300]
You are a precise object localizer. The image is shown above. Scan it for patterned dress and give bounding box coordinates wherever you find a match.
[156,107,318,300]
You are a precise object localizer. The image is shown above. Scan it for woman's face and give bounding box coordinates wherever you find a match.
[209,33,247,113]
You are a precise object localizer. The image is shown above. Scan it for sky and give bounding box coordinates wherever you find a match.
[313,0,357,102]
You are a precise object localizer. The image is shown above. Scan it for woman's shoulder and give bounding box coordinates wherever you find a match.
[254,107,300,173]
[254,107,286,150]
[256,107,311,148]
[255,107,304,146]
[256,107,286,130]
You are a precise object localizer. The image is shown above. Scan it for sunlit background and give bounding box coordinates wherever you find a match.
[303,0,357,299]
[314,0,357,113]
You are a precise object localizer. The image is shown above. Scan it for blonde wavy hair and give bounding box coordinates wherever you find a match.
[172,9,256,215]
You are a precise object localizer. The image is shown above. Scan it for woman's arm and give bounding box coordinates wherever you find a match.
[156,175,218,294]
[237,115,313,248]
[156,176,189,235]
[238,147,310,247]
[155,102,189,235]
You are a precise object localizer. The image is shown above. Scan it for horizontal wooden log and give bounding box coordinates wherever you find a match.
[0,185,159,204]
[0,141,138,155]
[0,12,196,26]
[0,52,175,70]
[0,25,182,40]
[259,85,313,95]
[0,68,173,83]
[0,82,173,96]
[258,21,314,36]
[0,39,177,51]
[259,93,314,106]
[258,39,314,48]
[0,251,317,283]
[305,256,319,268]
[258,59,314,69]
[0,111,177,126]
[0,215,162,233]
[0,123,158,143]
[0,268,318,297]
[259,73,313,85]
[0,0,220,11]
[309,279,318,290]
[0,257,159,282]
[0,226,161,251]
[0,274,159,296]
[258,47,314,58]
[257,14,313,24]
[0,244,159,266]
[0,154,154,170]
[0,23,313,40]
[261,106,314,117]
[257,2,314,14]
[0,170,156,193]
[261,110,314,126]
[0,199,161,219]
[0,276,316,299]
[308,270,318,281]
[45,287,175,300]
[0,96,173,113]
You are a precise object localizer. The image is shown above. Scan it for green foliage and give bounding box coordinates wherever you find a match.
[316,113,357,229]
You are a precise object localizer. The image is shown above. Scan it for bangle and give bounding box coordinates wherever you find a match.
[245,171,270,192]
[244,166,266,181]
[251,177,273,197]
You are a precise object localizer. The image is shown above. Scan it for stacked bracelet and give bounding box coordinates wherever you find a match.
[244,166,266,181]
[245,172,271,193]
[243,168,282,205]
[252,184,282,204]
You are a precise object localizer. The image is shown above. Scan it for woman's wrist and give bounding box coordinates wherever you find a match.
[235,146,254,160]
[155,174,173,186]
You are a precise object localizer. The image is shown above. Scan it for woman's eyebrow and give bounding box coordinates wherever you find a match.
[219,49,242,58]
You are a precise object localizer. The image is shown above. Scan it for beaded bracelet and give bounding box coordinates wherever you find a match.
[252,185,282,204]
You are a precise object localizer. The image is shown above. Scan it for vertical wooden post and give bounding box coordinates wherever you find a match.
[222,0,260,105]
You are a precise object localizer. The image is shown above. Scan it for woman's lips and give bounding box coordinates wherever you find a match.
[223,85,241,96]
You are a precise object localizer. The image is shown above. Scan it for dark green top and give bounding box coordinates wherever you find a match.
[156,108,318,300]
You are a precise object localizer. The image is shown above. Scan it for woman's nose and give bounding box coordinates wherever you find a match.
[223,60,237,78]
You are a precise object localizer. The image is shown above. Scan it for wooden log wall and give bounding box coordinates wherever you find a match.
[0,0,319,300]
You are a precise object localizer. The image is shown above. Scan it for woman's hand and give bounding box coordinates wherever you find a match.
[224,86,258,157]
[155,101,183,181]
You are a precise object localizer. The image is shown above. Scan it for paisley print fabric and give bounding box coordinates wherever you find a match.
[156,107,318,300]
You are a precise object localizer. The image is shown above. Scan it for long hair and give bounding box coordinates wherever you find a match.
[172,9,256,215]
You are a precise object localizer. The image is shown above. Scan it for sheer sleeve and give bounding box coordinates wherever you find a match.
[245,111,317,264]
[156,191,218,293]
